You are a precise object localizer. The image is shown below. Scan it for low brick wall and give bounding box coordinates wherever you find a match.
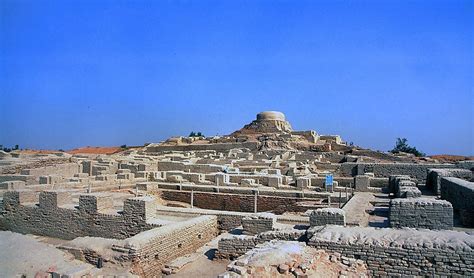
[0,191,159,239]
[118,215,218,277]
[216,229,305,259]
[389,198,453,230]
[242,213,276,235]
[388,175,409,193]
[397,186,421,198]
[341,163,455,181]
[441,177,474,227]
[309,208,345,226]
[427,169,472,195]
[154,205,310,231]
[307,225,474,276]
[160,190,321,214]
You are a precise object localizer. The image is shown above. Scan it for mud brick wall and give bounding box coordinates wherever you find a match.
[441,177,474,227]
[217,214,245,230]
[388,175,422,197]
[397,186,421,198]
[147,141,259,152]
[216,229,305,259]
[388,175,411,194]
[389,198,453,230]
[307,226,474,277]
[242,213,276,235]
[160,190,318,214]
[0,191,158,239]
[310,208,345,226]
[118,215,218,278]
[341,163,454,181]
[20,163,80,177]
[427,169,472,195]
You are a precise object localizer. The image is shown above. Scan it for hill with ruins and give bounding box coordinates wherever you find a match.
[0,110,473,277]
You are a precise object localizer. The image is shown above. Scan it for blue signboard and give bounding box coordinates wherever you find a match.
[325,174,333,186]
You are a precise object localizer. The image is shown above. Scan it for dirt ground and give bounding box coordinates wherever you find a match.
[165,233,230,278]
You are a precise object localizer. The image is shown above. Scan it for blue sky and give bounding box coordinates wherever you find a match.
[0,0,472,155]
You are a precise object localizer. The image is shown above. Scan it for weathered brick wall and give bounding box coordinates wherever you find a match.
[441,177,474,227]
[160,190,319,214]
[389,198,453,230]
[119,215,218,277]
[308,225,474,277]
[216,229,305,259]
[341,163,455,181]
[309,208,345,226]
[242,213,276,235]
[0,191,159,239]
[20,163,80,177]
[147,141,259,152]
[427,169,472,195]
[388,175,421,197]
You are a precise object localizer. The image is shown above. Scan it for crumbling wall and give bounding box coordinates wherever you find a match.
[147,142,259,152]
[307,225,474,277]
[388,175,421,197]
[389,198,453,230]
[216,229,305,259]
[341,163,454,181]
[0,191,158,239]
[119,215,218,277]
[427,169,472,195]
[20,163,80,177]
[309,208,345,226]
[441,177,474,227]
[242,213,276,235]
[160,190,321,214]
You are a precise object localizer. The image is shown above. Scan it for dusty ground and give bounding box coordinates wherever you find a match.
[165,233,230,278]
[429,154,474,163]
[67,146,124,154]
[0,231,93,277]
[343,192,375,227]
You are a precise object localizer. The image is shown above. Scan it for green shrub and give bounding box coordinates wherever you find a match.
[389,138,425,157]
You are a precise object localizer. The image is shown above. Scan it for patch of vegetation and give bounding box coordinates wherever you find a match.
[120,145,127,149]
[389,138,425,157]
[189,131,204,137]
[1,144,19,152]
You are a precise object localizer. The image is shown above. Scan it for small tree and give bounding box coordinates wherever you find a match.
[120,145,127,149]
[14,144,19,150]
[389,138,425,157]
[189,131,204,137]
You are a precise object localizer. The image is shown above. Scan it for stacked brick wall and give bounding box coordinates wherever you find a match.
[242,213,276,235]
[0,191,158,239]
[341,163,455,181]
[20,163,80,177]
[388,175,421,198]
[441,177,474,227]
[307,225,474,277]
[216,229,305,259]
[427,169,472,195]
[117,215,218,277]
[310,208,345,226]
[389,198,453,229]
[147,142,259,152]
[160,190,322,214]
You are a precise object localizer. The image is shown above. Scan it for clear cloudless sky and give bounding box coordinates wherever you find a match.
[0,0,472,155]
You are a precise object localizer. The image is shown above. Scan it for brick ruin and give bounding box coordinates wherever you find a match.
[0,111,473,277]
